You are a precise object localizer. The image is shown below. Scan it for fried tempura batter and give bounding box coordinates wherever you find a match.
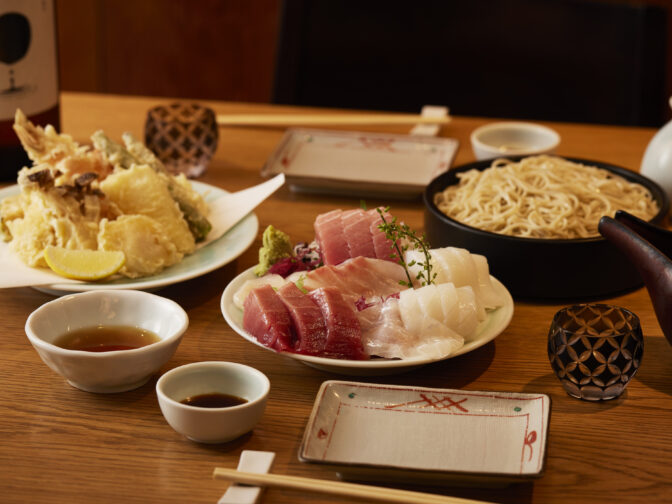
[0,110,211,279]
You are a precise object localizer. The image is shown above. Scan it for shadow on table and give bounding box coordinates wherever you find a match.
[632,336,672,397]
[356,340,496,390]
[523,373,636,413]
[522,336,672,402]
[353,478,534,504]
[156,260,240,311]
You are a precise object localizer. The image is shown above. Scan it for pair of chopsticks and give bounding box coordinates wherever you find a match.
[213,468,494,504]
[215,113,451,127]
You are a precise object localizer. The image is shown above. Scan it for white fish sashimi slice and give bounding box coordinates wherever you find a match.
[289,267,345,292]
[361,298,463,359]
[406,247,480,290]
[410,246,503,311]
[401,281,481,336]
[414,316,464,358]
[456,286,480,338]
[405,250,445,287]
[437,282,460,328]
[316,257,407,300]
[232,274,287,309]
[413,284,445,322]
[433,247,478,290]
[405,250,424,287]
[428,249,456,285]
[472,254,505,308]
[398,288,424,335]
[360,298,416,359]
[285,270,322,292]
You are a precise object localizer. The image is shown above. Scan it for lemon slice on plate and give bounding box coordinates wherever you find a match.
[43,247,126,281]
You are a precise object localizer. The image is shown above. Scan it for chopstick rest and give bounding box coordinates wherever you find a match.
[217,451,276,504]
[410,105,449,137]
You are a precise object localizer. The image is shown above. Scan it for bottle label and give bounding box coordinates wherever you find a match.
[0,0,59,120]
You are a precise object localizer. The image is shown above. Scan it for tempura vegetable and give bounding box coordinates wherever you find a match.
[0,110,212,279]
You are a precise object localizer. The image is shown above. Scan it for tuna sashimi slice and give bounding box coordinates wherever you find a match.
[342,209,377,259]
[309,287,368,360]
[242,284,294,352]
[314,209,350,266]
[369,208,397,262]
[277,282,328,356]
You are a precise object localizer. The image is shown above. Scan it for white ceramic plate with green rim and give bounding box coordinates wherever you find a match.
[0,181,258,294]
[220,266,514,375]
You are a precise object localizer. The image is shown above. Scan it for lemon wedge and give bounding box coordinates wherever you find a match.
[43,247,126,281]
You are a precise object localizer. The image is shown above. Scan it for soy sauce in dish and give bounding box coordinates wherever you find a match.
[180,393,248,408]
[54,325,160,352]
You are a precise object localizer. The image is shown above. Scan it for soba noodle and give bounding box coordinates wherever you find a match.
[433,155,659,239]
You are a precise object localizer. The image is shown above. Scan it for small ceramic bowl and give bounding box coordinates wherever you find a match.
[25,290,188,393]
[470,121,560,160]
[156,361,270,444]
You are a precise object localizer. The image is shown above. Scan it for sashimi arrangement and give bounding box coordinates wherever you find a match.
[231,207,509,362]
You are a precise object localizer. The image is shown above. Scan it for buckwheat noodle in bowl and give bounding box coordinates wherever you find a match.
[423,155,669,300]
[433,155,659,239]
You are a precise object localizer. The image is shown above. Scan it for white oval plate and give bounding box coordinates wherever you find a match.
[220,266,514,375]
[0,182,258,294]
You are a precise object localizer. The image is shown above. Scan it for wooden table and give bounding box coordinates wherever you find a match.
[1,92,671,504]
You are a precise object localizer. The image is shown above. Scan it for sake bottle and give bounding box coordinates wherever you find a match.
[0,0,60,180]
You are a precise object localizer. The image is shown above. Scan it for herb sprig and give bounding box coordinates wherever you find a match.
[376,207,436,288]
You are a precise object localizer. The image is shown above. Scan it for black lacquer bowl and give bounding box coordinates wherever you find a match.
[423,157,670,300]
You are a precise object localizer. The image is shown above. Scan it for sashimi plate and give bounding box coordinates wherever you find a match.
[0,182,258,295]
[220,267,514,375]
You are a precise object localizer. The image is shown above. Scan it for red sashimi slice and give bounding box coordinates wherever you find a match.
[314,207,400,266]
[342,208,377,259]
[314,209,351,266]
[369,208,398,262]
[242,284,294,352]
[309,287,368,360]
[295,256,408,303]
[276,282,328,356]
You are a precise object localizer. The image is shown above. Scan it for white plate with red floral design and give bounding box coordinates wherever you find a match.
[299,381,550,485]
[261,128,459,198]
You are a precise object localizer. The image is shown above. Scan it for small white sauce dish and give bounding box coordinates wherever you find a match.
[470,121,560,160]
[156,361,270,444]
[24,290,188,393]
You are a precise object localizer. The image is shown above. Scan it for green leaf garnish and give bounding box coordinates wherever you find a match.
[376,207,436,288]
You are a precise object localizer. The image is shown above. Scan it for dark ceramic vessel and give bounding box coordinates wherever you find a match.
[423,157,669,300]
[599,211,672,347]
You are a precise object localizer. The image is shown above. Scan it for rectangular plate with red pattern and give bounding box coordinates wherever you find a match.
[299,380,550,485]
[262,128,459,199]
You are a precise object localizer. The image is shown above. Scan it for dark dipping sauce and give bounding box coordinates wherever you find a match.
[53,325,160,352]
[180,393,248,408]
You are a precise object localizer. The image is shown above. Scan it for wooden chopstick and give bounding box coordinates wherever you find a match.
[215,113,451,126]
[212,468,494,504]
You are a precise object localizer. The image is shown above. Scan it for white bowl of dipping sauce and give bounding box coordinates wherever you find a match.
[25,290,188,393]
[156,361,270,444]
[470,121,560,160]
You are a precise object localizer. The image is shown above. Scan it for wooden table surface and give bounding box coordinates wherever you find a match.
[1,92,671,504]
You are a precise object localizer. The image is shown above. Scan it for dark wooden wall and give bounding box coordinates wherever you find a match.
[56,0,280,102]
[55,0,672,125]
